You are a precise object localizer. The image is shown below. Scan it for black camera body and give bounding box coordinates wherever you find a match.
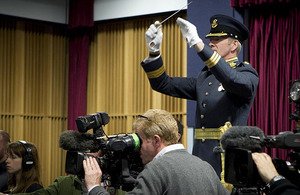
[65,112,143,191]
[76,112,110,136]
[224,131,300,189]
[225,148,260,188]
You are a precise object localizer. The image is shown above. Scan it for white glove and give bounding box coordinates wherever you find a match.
[145,21,163,53]
[176,17,202,48]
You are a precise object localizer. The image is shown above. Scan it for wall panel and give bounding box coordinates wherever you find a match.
[87,14,188,146]
[0,16,68,187]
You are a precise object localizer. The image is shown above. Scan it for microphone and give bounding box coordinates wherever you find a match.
[59,130,102,152]
[220,126,265,152]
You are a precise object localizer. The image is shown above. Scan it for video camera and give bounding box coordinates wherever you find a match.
[62,112,144,191]
[224,132,300,188]
[223,79,300,194]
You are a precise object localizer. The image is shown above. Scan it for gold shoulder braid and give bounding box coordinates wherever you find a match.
[219,122,234,192]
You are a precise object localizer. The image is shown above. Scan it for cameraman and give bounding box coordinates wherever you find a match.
[84,109,229,195]
[252,152,300,195]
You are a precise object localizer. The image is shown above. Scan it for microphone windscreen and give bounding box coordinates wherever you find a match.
[220,126,265,152]
[59,130,101,152]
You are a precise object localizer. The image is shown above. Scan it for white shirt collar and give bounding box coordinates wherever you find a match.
[153,143,184,160]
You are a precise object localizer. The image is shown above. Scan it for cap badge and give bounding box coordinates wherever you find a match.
[211,19,218,28]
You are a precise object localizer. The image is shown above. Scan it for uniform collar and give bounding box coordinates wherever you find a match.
[226,57,239,68]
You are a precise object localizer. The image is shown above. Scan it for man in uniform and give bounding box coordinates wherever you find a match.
[140,15,259,177]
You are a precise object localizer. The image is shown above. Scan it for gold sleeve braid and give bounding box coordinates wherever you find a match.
[204,51,221,68]
[146,66,165,79]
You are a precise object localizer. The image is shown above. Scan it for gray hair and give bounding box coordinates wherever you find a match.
[228,37,242,55]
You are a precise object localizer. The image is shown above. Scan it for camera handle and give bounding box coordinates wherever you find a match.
[289,103,300,133]
[93,126,106,137]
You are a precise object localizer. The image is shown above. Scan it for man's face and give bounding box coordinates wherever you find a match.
[209,36,234,60]
[0,135,6,162]
[135,127,157,165]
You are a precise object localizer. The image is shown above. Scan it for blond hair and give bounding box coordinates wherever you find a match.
[133,109,178,145]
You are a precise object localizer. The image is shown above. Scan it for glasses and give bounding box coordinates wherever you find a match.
[137,115,163,131]
[137,115,151,121]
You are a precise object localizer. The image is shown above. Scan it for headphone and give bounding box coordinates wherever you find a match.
[18,140,34,171]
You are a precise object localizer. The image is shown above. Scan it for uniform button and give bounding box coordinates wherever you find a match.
[208,82,212,86]
[205,92,209,96]
[201,139,205,142]
[201,114,204,119]
[202,103,206,108]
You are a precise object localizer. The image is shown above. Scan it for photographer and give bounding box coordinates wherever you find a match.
[252,152,300,195]
[84,109,229,195]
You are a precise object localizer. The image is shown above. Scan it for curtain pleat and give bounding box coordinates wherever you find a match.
[230,0,298,7]
[67,0,94,130]
[244,6,300,159]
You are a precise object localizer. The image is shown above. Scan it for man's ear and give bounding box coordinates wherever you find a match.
[231,39,239,53]
[153,135,161,146]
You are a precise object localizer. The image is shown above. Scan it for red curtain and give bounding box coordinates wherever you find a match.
[68,0,94,130]
[231,0,297,7]
[232,1,300,159]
